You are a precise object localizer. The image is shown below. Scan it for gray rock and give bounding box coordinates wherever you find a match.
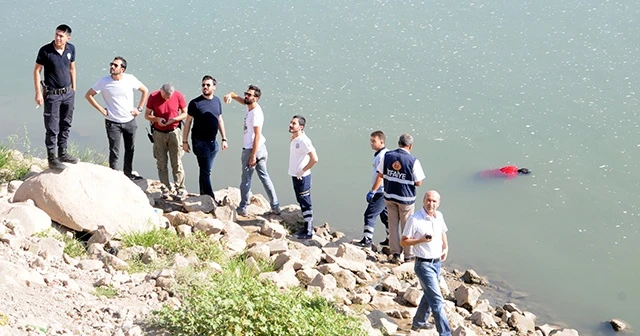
[77,259,105,271]
[549,330,579,336]
[176,224,192,237]
[335,243,367,262]
[453,326,478,336]
[461,269,488,285]
[453,284,483,310]
[141,247,157,264]
[87,225,112,246]
[468,311,498,329]
[334,269,357,290]
[37,237,64,261]
[296,268,320,285]
[247,244,271,260]
[403,287,423,307]
[266,239,288,255]
[0,200,52,236]
[182,195,215,213]
[193,217,224,235]
[260,220,288,238]
[308,273,337,291]
[366,310,398,335]
[610,318,627,332]
[508,312,535,334]
[382,274,403,293]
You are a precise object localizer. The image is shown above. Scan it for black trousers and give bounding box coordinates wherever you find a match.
[105,118,137,176]
[43,89,75,158]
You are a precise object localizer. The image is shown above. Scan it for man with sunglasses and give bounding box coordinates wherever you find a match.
[33,24,78,170]
[223,85,280,216]
[183,76,228,203]
[85,56,149,180]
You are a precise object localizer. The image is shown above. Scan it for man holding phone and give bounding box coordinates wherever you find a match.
[400,190,451,335]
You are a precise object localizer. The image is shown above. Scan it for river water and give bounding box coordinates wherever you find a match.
[2,1,639,334]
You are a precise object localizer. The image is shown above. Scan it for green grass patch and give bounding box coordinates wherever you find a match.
[66,141,108,166]
[153,256,366,336]
[121,229,224,263]
[94,285,119,298]
[35,229,86,258]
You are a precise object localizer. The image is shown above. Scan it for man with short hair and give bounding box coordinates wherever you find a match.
[354,130,389,248]
[183,76,228,202]
[223,85,280,216]
[370,133,425,263]
[400,190,451,335]
[85,56,149,180]
[33,24,79,170]
[145,83,188,198]
[288,115,319,239]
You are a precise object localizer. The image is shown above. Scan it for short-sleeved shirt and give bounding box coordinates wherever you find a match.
[188,95,222,141]
[402,208,448,259]
[35,41,76,89]
[372,148,388,192]
[91,74,143,123]
[289,133,315,177]
[243,104,267,149]
[376,148,425,182]
[146,90,186,131]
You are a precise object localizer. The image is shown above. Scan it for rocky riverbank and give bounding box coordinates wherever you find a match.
[0,155,612,335]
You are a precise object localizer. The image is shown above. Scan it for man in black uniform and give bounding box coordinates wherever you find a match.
[33,24,79,170]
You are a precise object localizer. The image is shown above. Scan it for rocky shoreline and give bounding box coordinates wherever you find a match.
[0,155,627,335]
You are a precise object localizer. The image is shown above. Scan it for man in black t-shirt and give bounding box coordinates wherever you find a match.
[33,24,79,170]
[182,75,228,202]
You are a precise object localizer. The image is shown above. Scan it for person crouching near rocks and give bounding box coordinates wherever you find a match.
[400,190,451,335]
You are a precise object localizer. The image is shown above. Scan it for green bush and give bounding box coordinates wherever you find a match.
[94,285,119,298]
[153,259,366,336]
[121,229,224,263]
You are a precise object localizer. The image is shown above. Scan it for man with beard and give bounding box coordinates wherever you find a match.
[85,56,148,180]
[400,190,451,335]
[183,76,228,203]
[223,85,280,216]
[33,24,78,170]
[145,83,188,198]
[288,115,319,239]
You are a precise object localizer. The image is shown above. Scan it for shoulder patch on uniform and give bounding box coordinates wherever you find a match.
[67,53,71,60]
[392,161,402,170]
[295,143,300,149]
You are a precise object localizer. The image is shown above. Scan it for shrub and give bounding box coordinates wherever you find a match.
[121,229,224,263]
[153,258,366,336]
[94,285,119,298]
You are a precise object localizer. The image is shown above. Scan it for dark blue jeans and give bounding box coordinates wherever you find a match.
[413,260,451,335]
[43,89,75,157]
[292,175,313,235]
[105,118,137,176]
[192,138,219,198]
[363,192,388,241]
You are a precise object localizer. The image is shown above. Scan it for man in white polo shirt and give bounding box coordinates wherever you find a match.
[85,56,148,180]
[288,115,318,239]
[400,190,451,335]
[223,85,280,216]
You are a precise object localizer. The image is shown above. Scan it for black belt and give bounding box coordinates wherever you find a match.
[46,86,71,95]
[416,257,441,263]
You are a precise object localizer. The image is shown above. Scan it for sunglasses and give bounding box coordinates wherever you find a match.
[244,92,256,97]
[202,83,215,87]
[110,62,124,68]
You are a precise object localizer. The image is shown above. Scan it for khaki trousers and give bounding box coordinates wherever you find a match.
[152,128,185,190]
[385,199,415,257]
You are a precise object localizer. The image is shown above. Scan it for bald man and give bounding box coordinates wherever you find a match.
[400,190,451,335]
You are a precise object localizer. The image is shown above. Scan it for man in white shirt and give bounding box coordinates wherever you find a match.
[288,115,319,239]
[223,85,280,216]
[85,56,148,180]
[400,190,452,335]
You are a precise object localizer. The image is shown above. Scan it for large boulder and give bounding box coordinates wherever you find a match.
[13,162,159,235]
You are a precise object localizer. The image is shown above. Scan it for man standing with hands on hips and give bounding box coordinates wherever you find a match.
[145,83,188,198]
[33,24,78,170]
[223,85,280,216]
[400,190,451,335]
[288,115,318,239]
[85,56,149,180]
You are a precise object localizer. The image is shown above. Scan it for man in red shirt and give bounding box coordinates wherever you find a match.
[145,83,188,198]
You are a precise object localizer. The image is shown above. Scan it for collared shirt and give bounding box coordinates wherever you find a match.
[372,147,388,191]
[36,41,76,88]
[402,208,448,259]
[289,133,315,177]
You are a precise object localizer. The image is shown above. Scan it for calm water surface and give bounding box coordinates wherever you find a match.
[2,1,639,334]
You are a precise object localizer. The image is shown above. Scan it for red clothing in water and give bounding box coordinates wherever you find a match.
[499,165,518,176]
[480,165,518,178]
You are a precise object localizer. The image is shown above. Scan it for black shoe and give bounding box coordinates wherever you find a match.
[411,323,434,331]
[379,238,389,246]
[390,254,402,265]
[48,157,66,170]
[353,238,372,248]
[127,175,144,181]
[295,233,313,240]
[58,153,79,164]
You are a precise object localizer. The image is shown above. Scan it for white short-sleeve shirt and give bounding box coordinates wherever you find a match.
[92,74,143,123]
[402,208,448,259]
[243,104,267,149]
[289,133,315,177]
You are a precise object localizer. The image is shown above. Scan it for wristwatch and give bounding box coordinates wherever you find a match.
[137,107,143,112]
